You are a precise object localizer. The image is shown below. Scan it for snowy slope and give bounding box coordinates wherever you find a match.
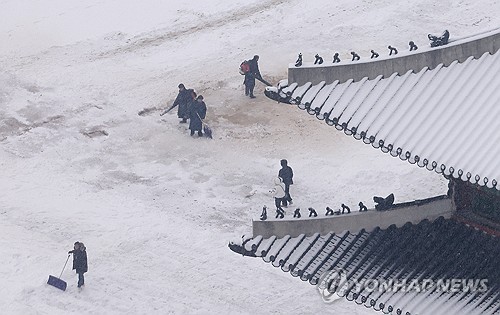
[0,0,498,314]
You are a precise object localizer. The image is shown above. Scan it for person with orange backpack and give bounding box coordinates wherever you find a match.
[241,55,270,98]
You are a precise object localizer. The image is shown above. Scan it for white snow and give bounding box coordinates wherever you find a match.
[1,0,498,314]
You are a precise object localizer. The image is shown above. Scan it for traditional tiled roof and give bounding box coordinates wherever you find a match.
[238,217,500,315]
[287,29,499,86]
[267,49,500,190]
[252,195,453,238]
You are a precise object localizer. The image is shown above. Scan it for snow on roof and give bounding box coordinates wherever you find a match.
[275,50,500,190]
[238,217,500,315]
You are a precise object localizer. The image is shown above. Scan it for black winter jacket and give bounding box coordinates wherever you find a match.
[279,166,294,185]
[243,58,262,86]
[171,89,193,118]
[188,100,207,131]
[70,246,88,274]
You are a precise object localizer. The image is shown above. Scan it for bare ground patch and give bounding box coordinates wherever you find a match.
[81,126,109,138]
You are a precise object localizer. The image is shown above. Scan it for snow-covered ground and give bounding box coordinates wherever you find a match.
[1,0,498,314]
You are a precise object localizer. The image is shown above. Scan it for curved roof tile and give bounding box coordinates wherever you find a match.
[244,218,500,315]
[277,50,500,190]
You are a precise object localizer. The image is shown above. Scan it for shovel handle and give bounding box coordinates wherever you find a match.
[59,254,71,279]
[196,113,208,126]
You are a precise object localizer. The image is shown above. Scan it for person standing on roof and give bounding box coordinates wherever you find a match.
[278,159,294,207]
[243,55,270,98]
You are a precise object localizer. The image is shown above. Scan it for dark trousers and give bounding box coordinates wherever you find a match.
[78,272,85,287]
[245,83,255,97]
[274,198,284,218]
[275,197,284,210]
[244,74,256,97]
[282,183,292,206]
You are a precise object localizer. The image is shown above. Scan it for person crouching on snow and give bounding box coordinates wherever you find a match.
[269,177,286,219]
[68,241,88,288]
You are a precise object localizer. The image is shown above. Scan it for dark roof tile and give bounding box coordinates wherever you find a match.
[271,51,500,190]
[240,218,500,314]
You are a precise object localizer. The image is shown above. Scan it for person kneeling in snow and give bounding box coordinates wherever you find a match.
[68,241,88,288]
[270,177,286,219]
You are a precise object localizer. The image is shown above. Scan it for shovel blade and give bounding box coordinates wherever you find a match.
[47,275,67,291]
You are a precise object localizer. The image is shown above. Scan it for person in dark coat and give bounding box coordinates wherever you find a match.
[243,55,262,98]
[186,90,197,118]
[68,241,88,288]
[188,95,207,137]
[278,159,294,207]
[161,83,193,123]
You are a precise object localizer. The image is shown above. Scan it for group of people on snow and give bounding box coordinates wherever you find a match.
[160,83,207,137]
[160,54,270,138]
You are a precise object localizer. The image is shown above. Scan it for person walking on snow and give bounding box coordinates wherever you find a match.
[278,159,294,207]
[270,177,286,219]
[188,95,207,137]
[160,83,193,123]
[68,241,88,288]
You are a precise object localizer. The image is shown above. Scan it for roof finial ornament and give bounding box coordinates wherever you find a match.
[341,203,351,214]
[359,202,368,212]
[332,52,341,63]
[428,30,450,47]
[374,193,395,211]
[409,41,418,51]
[308,207,318,217]
[295,53,303,67]
[260,205,267,221]
[314,54,324,65]
[388,45,398,55]
[370,50,379,59]
[351,51,360,61]
[325,207,335,216]
[293,208,301,218]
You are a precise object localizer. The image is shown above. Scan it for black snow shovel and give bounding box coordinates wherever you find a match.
[47,254,70,291]
[197,113,213,139]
